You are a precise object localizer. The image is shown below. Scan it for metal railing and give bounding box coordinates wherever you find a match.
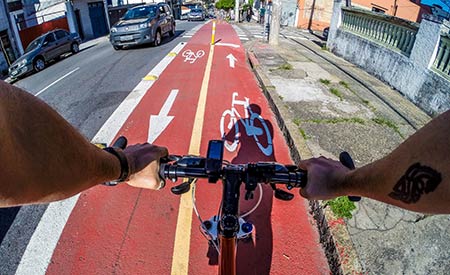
[433,35,450,78]
[341,8,419,56]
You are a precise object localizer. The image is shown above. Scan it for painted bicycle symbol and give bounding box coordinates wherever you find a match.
[220,92,273,156]
[182,49,205,64]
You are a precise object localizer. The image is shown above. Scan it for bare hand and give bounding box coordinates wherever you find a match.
[123,143,168,190]
[298,157,350,200]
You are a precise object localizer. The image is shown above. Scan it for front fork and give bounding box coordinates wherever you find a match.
[199,169,254,274]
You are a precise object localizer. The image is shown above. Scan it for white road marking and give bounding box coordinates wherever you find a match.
[215,42,240,48]
[148,89,179,143]
[226,53,237,68]
[13,41,187,275]
[35,67,80,97]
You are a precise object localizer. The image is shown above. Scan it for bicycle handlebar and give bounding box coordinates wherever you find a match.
[160,156,307,189]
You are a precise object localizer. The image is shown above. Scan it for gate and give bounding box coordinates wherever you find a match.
[88,2,108,38]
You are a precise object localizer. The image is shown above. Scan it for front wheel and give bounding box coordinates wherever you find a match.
[152,30,161,47]
[33,57,45,72]
[113,45,123,50]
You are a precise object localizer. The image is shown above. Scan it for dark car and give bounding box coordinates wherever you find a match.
[8,29,81,79]
[188,8,205,21]
[109,3,175,50]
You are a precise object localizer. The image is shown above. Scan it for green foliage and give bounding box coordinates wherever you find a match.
[326,197,356,219]
[329,88,343,100]
[278,63,293,70]
[319,78,331,85]
[372,117,404,138]
[339,80,349,89]
[310,117,365,124]
[216,0,235,10]
[299,128,308,140]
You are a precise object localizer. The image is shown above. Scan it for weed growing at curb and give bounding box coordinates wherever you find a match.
[325,197,357,219]
[279,95,284,100]
[310,117,365,124]
[321,45,328,51]
[299,128,309,140]
[278,63,293,70]
[293,119,309,139]
[319,78,331,85]
[339,81,377,112]
[329,88,344,101]
[339,81,350,89]
[372,117,404,138]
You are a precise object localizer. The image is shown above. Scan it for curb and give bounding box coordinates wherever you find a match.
[247,50,363,275]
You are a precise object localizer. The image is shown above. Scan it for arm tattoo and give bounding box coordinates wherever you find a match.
[389,163,441,204]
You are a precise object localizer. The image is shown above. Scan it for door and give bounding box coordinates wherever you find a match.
[158,5,168,33]
[54,30,71,54]
[42,33,59,60]
[88,2,108,38]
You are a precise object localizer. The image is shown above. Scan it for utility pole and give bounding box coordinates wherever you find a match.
[235,0,239,23]
[269,0,281,45]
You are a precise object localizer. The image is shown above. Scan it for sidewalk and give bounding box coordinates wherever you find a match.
[235,22,450,274]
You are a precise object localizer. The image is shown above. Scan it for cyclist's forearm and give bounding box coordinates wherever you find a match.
[344,110,450,214]
[0,81,121,207]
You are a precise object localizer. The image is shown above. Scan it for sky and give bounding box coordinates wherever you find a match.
[421,0,450,11]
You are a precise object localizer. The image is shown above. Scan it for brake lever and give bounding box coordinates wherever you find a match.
[339,152,361,202]
[112,136,127,149]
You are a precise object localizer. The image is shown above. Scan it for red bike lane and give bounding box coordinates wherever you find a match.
[45,22,329,275]
[188,22,329,275]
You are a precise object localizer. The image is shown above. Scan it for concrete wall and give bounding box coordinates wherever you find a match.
[328,1,450,116]
[296,0,334,31]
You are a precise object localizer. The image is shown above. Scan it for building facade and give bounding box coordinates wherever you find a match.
[0,0,20,76]
[296,0,432,31]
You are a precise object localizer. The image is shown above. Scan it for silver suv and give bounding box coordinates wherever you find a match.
[109,3,175,50]
[8,29,81,79]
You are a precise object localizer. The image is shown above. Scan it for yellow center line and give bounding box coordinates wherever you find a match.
[170,36,216,275]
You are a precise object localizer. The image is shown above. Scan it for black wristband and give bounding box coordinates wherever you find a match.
[103,147,130,185]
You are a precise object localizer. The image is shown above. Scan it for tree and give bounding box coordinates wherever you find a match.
[215,0,235,10]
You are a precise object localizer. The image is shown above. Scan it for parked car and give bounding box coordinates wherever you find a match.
[8,29,81,79]
[188,8,205,21]
[109,3,175,50]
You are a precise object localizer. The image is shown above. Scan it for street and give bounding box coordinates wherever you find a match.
[0,20,329,275]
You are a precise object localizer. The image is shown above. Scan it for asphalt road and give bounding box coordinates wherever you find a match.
[0,20,204,275]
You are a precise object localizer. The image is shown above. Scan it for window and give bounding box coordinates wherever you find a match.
[44,33,56,44]
[164,5,172,15]
[372,7,386,14]
[55,30,69,40]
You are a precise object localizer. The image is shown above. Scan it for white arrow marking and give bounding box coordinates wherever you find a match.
[226,54,237,68]
[148,89,179,143]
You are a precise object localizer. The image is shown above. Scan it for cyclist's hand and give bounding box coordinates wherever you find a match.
[298,157,351,200]
[123,143,168,190]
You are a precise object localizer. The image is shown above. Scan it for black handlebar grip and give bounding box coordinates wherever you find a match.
[112,136,127,149]
[339,152,361,202]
